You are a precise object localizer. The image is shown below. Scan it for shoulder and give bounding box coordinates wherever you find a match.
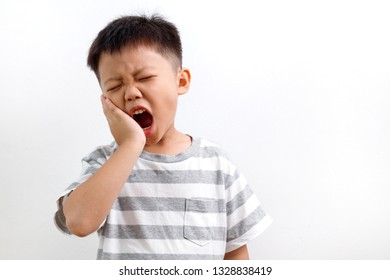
[193,137,241,175]
[196,137,231,160]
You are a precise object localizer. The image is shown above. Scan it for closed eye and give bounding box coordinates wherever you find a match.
[107,85,122,92]
[138,75,156,82]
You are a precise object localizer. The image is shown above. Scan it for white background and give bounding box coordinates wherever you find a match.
[0,0,389,259]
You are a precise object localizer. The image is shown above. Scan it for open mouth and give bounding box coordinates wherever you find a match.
[132,108,153,130]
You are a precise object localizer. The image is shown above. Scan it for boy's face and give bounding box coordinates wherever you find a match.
[98,45,190,146]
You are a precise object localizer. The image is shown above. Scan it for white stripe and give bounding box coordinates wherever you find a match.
[184,211,226,228]
[107,210,227,227]
[199,139,220,148]
[98,237,226,255]
[136,156,236,174]
[227,193,261,229]
[119,182,226,199]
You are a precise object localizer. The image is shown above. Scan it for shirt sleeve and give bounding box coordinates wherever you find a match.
[53,144,113,234]
[224,167,272,253]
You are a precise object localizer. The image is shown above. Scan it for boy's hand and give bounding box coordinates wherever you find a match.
[101,95,146,148]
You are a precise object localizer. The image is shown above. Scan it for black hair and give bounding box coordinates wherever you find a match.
[87,14,182,79]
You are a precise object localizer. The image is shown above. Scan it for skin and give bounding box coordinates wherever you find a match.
[100,45,191,155]
[224,245,249,260]
[63,45,249,259]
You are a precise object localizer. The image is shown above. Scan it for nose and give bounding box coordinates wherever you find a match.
[124,85,142,102]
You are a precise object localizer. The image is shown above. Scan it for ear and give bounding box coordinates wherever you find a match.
[177,68,191,96]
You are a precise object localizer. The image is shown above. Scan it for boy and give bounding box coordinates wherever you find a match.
[54,14,271,260]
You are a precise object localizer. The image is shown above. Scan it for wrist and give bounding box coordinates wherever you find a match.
[117,137,145,153]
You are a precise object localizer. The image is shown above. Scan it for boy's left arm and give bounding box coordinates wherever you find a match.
[223,245,249,260]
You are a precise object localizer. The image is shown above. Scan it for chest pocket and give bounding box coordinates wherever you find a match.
[184,198,224,246]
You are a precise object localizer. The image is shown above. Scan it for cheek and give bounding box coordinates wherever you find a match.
[161,95,178,117]
[106,93,126,110]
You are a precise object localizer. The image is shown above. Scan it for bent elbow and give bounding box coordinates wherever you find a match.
[66,218,98,237]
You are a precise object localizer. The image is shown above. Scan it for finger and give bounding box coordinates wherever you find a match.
[101,95,116,114]
[101,95,113,108]
[101,96,129,126]
[100,95,108,108]
[100,95,117,122]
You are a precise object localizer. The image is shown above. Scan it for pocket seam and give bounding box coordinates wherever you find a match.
[183,198,218,247]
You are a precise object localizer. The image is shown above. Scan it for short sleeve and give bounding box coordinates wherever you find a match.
[53,143,115,234]
[224,168,272,253]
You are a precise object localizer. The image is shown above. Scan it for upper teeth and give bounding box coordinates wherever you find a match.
[133,109,145,115]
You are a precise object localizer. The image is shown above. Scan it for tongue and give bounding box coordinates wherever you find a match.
[134,112,153,128]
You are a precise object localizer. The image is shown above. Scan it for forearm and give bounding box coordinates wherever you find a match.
[63,141,143,236]
[224,245,249,260]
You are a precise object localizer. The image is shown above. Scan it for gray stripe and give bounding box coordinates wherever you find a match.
[54,210,70,234]
[185,198,222,213]
[65,182,79,192]
[227,206,266,242]
[54,197,71,234]
[128,169,232,185]
[226,186,254,215]
[114,197,185,211]
[224,170,241,190]
[97,250,224,260]
[101,224,226,241]
[82,149,107,163]
[113,197,225,213]
[83,166,98,175]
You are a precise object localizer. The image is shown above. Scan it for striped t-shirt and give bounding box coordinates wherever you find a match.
[55,137,271,259]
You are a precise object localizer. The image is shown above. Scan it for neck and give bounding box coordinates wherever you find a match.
[143,130,192,155]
